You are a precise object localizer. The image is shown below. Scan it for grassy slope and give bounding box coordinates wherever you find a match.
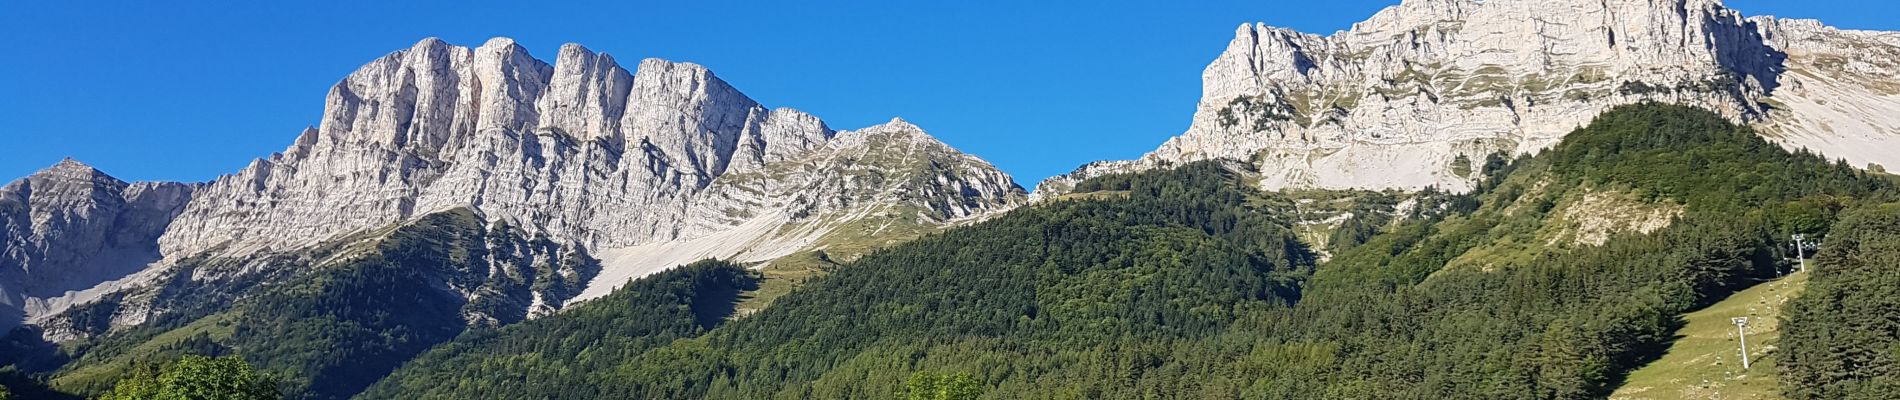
[734,203,947,315]
[1613,272,1809,400]
[47,312,240,393]
[723,127,1028,315]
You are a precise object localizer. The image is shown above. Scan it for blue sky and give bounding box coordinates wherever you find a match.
[2,1,1896,185]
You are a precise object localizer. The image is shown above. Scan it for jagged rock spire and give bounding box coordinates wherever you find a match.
[159,37,1022,263]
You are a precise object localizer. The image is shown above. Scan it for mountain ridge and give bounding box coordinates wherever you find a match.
[1037,0,1900,197]
[4,3,1899,398]
[0,37,1026,340]
[0,159,198,331]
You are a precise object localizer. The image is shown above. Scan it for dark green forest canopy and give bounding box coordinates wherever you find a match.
[358,260,755,399]
[357,103,1897,400]
[1779,204,1900,400]
[1271,104,1893,399]
[16,103,1899,400]
[25,208,596,400]
[365,160,1320,399]
[370,103,1894,400]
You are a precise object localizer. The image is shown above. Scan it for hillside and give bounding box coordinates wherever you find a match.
[1778,204,1900,399]
[1611,271,1807,400]
[6,1,1899,398]
[358,259,754,399]
[364,160,1320,399]
[39,209,596,399]
[357,104,1895,399]
[1041,0,1900,196]
[0,36,1023,400]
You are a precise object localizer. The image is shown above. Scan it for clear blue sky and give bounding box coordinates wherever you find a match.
[2,1,1895,185]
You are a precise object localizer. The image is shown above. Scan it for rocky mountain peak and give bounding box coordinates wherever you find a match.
[1201,0,1779,113]
[825,121,945,164]
[0,38,1026,331]
[159,38,801,257]
[4,159,123,213]
[42,157,101,176]
[12,159,111,188]
[872,117,919,130]
[847,117,928,140]
[1041,0,1896,196]
[1,161,196,329]
[6,37,1027,336]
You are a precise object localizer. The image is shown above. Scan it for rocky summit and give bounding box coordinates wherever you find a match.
[1039,0,1900,196]
[0,159,196,330]
[0,38,1026,338]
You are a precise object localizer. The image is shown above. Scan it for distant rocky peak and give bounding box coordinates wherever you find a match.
[2,159,196,330]
[43,157,101,174]
[860,117,923,134]
[840,118,933,144]
[34,158,115,183]
[822,118,986,172]
[3,158,126,205]
[4,158,199,225]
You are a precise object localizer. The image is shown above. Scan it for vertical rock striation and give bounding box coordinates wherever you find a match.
[157,37,1022,258]
[7,38,1027,336]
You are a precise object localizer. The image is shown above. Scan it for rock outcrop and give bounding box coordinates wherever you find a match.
[5,38,1026,337]
[0,159,195,329]
[1750,17,1900,171]
[152,36,1026,267]
[578,117,1026,302]
[158,38,842,256]
[1040,0,1900,197]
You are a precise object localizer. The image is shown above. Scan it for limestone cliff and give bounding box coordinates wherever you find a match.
[1040,0,1899,196]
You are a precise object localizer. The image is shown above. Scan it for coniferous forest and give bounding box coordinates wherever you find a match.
[1779,204,1900,399]
[362,104,1898,399]
[13,0,1900,398]
[7,105,1900,399]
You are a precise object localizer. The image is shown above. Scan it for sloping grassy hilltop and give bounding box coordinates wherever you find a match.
[1613,272,1809,400]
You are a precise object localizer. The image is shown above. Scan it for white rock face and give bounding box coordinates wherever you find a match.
[1752,17,1900,170]
[9,38,1026,335]
[0,159,196,329]
[1039,0,1900,196]
[578,118,1025,302]
[156,38,1022,257]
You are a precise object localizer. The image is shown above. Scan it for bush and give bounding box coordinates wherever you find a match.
[98,355,281,400]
